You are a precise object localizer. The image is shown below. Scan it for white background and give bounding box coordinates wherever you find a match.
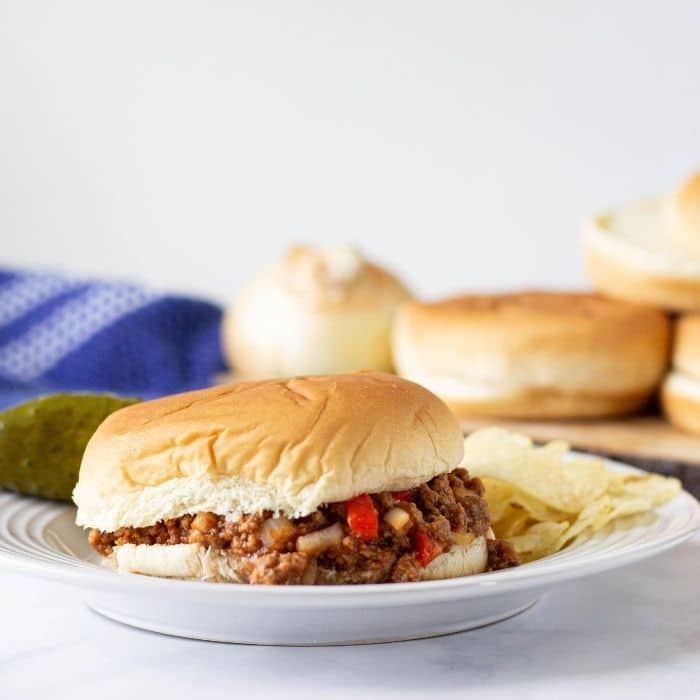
[1,1,698,304]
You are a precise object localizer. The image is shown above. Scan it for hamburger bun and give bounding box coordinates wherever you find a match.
[104,535,489,582]
[222,245,410,378]
[583,170,700,311]
[392,291,671,419]
[73,371,464,532]
[661,314,700,436]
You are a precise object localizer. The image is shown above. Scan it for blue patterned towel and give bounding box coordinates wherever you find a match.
[0,268,225,408]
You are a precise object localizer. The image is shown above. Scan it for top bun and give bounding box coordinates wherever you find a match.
[73,372,463,532]
[223,245,410,378]
[392,291,670,419]
[583,170,700,311]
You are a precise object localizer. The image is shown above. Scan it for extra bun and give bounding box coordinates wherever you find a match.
[73,372,463,531]
[661,371,700,436]
[106,537,488,581]
[392,291,670,419]
[661,314,700,436]
[583,170,700,311]
[666,172,700,257]
[670,313,700,379]
[223,245,410,378]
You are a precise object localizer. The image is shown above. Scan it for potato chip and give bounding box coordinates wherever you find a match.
[493,508,532,539]
[465,428,683,564]
[463,428,610,513]
[557,497,613,549]
[506,521,570,562]
[480,478,516,522]
[481,477,567,524]
[608,472,681,507]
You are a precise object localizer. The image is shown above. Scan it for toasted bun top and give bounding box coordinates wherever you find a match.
[393,290,668,360]
[395,290,660,327]
[73,372,463,531]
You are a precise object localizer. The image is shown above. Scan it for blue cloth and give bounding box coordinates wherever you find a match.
[0,268,226,408]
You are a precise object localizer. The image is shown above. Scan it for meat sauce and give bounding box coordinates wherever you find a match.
[89,469,519,584]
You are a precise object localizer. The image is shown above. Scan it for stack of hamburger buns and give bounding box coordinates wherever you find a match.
[223,170,700,436]
[582,169,700,435]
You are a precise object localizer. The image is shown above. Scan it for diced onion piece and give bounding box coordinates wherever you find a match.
[383,507,410,531]
[453,532,476,546]
[260,516,295,549]
[487,527,495,540]
[296,523,344,555]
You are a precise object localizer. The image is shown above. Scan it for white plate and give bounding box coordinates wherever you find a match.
[0,457,698,645]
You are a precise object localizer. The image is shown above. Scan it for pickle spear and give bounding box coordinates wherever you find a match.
[0,393,139,501]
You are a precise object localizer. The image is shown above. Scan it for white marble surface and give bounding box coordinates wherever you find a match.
[2,536,699,700]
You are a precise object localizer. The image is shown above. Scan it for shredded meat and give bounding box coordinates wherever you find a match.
[89,468,520,584]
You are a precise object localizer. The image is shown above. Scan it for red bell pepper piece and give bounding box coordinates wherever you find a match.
[346,493,379,540]
[413,529,442,567]
[391,490,413,502]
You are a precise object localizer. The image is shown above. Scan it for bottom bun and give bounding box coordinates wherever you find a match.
[583,229,700,311]
[107,543,245,582]
[419,536,488,580]
[412,374,649,419]
[661,371,700,436]
[106,536,488,583]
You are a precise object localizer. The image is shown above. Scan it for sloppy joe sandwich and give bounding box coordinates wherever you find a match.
[392,291,670,419]
[73,372,518,584]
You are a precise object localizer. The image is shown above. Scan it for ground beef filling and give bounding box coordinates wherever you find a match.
[89,469,520,584]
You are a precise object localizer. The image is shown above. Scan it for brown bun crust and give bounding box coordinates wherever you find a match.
[392,291,670,419]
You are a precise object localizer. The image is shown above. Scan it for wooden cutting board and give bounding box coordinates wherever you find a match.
[460,415,700,497]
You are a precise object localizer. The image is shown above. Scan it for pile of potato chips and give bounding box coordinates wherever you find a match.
[462,428,682,563]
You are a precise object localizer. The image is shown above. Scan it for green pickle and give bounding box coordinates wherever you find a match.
[0,393,139,501]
